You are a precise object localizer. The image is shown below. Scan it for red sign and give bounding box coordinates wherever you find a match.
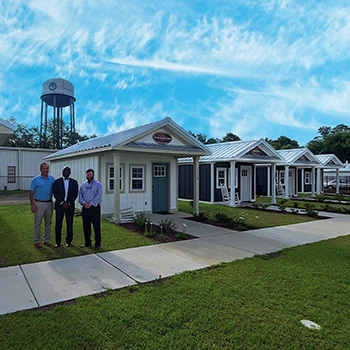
[153,131,172,145]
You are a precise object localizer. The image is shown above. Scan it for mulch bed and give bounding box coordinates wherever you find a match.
[120,222,197,243]
[185,217,248,231]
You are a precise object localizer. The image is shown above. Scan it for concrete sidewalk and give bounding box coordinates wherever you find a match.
[1,211,350,315]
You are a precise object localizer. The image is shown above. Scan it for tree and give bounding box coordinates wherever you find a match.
[308,125,350,162]
[4,116,92,149]
[266,136,299,150]
[222,132,241,142]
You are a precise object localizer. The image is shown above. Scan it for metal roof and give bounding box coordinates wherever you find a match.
[315,154,343,167]
[276,148,321,165]
[0,117,16,131]
[45,117,210,160]
[179,138,283,163]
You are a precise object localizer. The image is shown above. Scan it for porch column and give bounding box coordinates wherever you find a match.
[284,165,289,199]
[113,152,121,223]
[316,168,321,194]
[301,169,305,193]
[267,165,271,197]
[253,164,256,201]
[230,161,236,207]
[311,166,316,198]
[336,168,340,194]
[271,164,276,204]
[210,162,215,204]
[193,156,200,215]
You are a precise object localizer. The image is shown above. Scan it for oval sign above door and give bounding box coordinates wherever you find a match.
[153,131,172,145]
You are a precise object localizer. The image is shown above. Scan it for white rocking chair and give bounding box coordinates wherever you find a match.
[120,203,135,222]
[220,186,240,205]
[276,183,285,197]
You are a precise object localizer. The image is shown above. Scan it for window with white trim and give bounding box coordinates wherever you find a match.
[279,171,285,184]
[216,167,227,189]
[8,166,16,183]
[305,171,310,185]
[107,165,123,191]
[154,165,166,177]
[131,166,145,191]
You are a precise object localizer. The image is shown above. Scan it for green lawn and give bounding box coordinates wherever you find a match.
[1,235,349,349]
[0,204,154,268]
[178,200,317,229]
[256,196,350,212]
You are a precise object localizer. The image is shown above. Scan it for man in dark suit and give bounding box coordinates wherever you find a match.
[52,166,79,247]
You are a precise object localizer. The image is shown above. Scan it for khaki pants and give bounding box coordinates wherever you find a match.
[33,201,53,244]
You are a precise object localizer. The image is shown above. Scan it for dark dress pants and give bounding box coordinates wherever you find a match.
[55,204,75,245]
[82,205,101,247]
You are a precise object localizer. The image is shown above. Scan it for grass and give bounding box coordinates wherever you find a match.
[1,235,350,349]
[256,196,350,212]
[0,204,154,267]
[178,200,316,229]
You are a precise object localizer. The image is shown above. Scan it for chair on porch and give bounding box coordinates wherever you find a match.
[276,183,285,197]
[120,202,135,222]
[220,185,240,205]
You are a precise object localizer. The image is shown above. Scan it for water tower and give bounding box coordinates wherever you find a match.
[40,78,76,149]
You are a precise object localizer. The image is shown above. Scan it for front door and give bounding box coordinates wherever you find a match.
[152,163,169,213]
[240,166,251,202]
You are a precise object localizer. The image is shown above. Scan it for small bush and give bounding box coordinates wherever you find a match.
[277,199,288,212]
[304,203,319,217]
[193,211,209,221]
[159,218,177,234]
[133,212,148,230]
[292,201,299,208]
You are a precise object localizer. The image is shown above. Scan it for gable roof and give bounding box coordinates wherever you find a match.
[277,148,321,166]
[179,138,283,163]
[45,117,211,160]
[315,154,343,168]
[0,117,16,131]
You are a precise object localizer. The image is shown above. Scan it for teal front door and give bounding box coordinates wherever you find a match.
[152,163,169,213]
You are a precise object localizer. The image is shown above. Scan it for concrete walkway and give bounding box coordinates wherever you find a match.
[1,211,350,315]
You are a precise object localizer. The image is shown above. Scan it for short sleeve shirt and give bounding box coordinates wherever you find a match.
[30,175,55,201]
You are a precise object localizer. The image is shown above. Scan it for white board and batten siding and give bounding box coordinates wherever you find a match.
[0,147,55,191]
[48,152,178,216]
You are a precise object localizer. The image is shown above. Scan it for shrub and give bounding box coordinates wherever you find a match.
[277,199,288,212]
[159,218,177,234]
[292,201,299,208]
[304,203,319,217]
[133,212,148,230]
[193,211,209,221]
[214,212,246,230]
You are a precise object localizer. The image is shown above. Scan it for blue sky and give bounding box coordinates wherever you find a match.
[1,0,349,146]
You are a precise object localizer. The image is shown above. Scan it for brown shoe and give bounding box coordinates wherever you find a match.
[44,242,50,246]
[34,243,42,248]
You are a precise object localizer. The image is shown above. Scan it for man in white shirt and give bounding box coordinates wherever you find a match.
[52,166,79,247]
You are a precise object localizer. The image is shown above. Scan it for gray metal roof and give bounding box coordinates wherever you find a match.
[45,117,210,160]
[276,148,321,165]
[0,117,16,131]
[179,138,283,163]
[315,154,343,167]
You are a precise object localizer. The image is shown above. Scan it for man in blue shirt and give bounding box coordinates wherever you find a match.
[79,168,103,250]
[29,162,55,248]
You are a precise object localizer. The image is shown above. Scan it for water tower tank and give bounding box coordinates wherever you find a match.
[41,78,76,107]
[40,78,76,149]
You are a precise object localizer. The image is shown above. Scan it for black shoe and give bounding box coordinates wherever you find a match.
[55,244,61,248]
[95,245,100,251]
[80,244,91,248]
[65,243,71,247]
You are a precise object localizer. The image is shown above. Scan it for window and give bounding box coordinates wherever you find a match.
[131,166,145,191]
[8,166,16,183]
[216,167,227,189]
[107,165,123,192]
[305,171,310,185]
[279,171,285,184]
[154,165,166,177]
